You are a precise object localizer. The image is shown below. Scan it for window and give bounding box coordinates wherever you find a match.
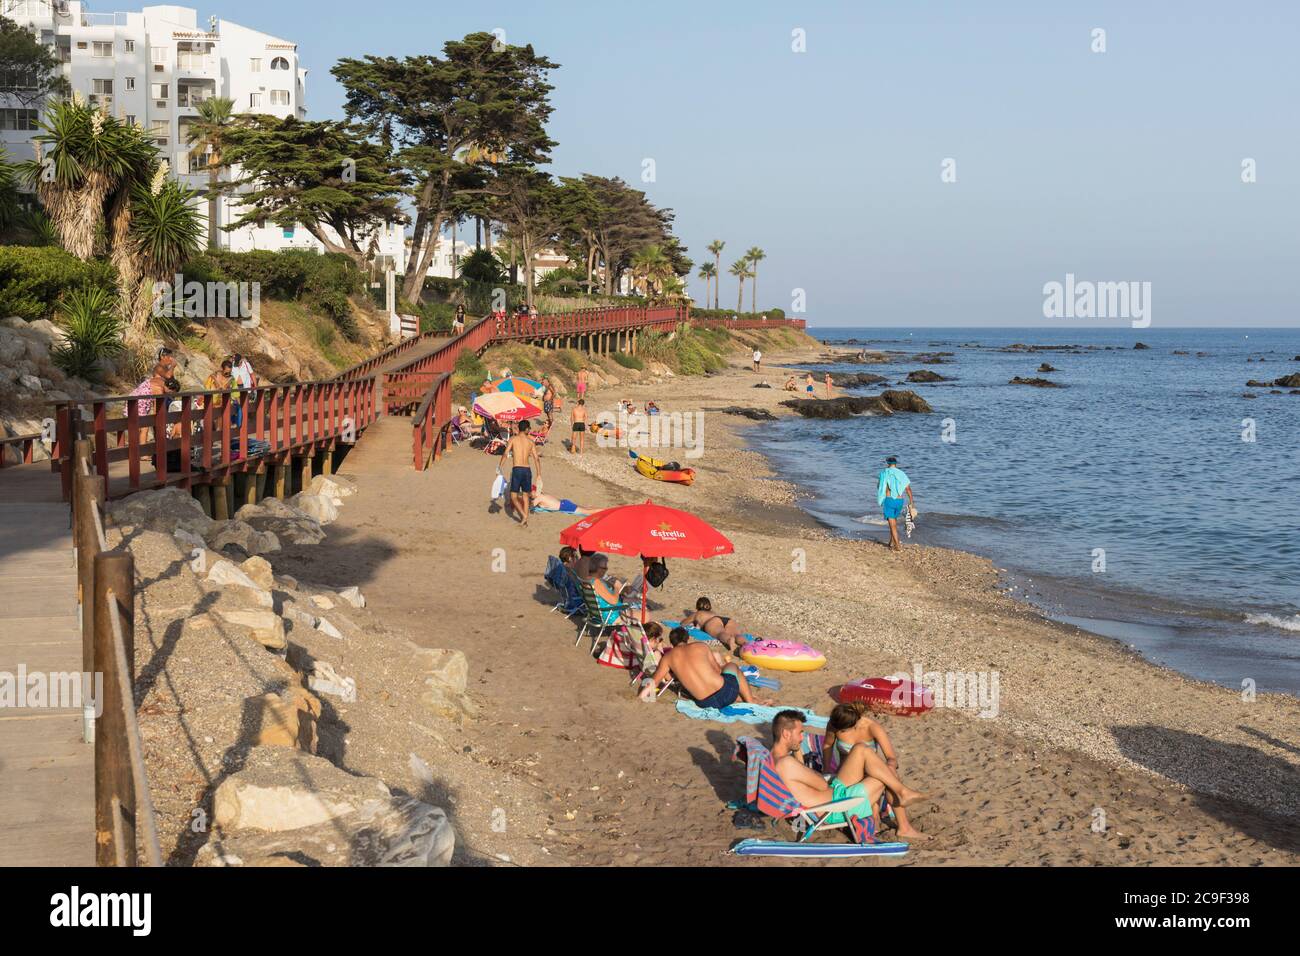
[92,41,112,57]
[149,119,169,144]
[124,40,135,53]
[270,56,289,70]
[0,108,39,131]
[0,68,39,91]
[125,77,135,91]
[249,58,261,72]
[92,79,113,94]
[151,83,168,99]
[270,89,289,106]
[249,92,262,108]
[125,114,136,127]
[151,47,168,63]
[282,224,296,239]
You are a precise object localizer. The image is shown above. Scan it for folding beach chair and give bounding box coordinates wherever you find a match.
[734,736,890,845]
[545,560,585,619]
[629,631,681,698]
[576,580,641,652]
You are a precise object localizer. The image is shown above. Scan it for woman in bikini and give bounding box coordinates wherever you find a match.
[682,596,747,651]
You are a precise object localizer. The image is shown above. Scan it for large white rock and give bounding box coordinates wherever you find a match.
[205,559,272,606]
[215,607,286,651]
[212,749,389,833]
[289,493,339,524]
[336,586,366,609]
[307,474,357,500]
[206,519,282,556]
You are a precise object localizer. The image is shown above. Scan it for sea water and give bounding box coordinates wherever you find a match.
[751,327,1300,696]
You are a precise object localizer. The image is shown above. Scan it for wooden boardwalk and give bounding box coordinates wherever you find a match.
[0,461,93,866]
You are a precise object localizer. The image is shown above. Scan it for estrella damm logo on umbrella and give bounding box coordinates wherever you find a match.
[650,522,687,541]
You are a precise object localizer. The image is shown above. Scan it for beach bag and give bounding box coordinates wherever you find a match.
[490,472,506,500]
[645,559,669,589]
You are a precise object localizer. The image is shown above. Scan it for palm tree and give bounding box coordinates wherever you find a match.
[745,246,765,314]
[21,97,155,261]
[707,239,725,309]
[632,245,670,297]
[697,262,717,309]
[729,258,752,313]
[185,96,235,250]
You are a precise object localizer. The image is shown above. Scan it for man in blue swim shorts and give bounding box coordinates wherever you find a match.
[638,627,769,705]
[876,455,917,552]
[503,420,541,527]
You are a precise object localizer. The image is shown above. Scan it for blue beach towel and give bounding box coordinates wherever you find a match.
[675,700,826,728]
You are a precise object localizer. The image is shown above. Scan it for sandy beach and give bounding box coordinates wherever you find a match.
[265,341,1300,866]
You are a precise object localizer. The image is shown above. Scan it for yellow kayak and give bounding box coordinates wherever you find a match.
[629,450,695,485]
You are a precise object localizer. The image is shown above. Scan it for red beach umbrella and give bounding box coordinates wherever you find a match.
[559,500,734,623]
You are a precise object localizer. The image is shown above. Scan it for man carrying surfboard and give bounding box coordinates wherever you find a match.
[877,456,917,552]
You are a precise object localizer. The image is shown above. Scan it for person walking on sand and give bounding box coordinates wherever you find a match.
[770,710,929,830]
[576,367,589,401]
[877,455,916,551]
[504,421,541,527]
[570,398,587,454]
[752,348,762,372]
[542,377,556,426]
[824,372,834,398]
[639,627,770,706]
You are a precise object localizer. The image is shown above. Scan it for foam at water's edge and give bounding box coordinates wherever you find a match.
[1245,613,1300,634]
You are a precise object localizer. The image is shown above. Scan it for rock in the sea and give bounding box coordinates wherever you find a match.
[107,487,214,537]
[1133,342,1150,350]
[1274,373,1300,388]
[826,371,888,388]
[905,369,947,384]
[1038,363,1057,373]
[1009,377,1064,388]
[879,390,933,413]
[721,406,777,421]
[781,388,931,419]
[1246,379,1272,388]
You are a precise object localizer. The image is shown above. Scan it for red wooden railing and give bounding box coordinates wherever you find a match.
[52,377,378,500]
[692,316,807,331]
[0,431,43,468]
[491,305,684,342]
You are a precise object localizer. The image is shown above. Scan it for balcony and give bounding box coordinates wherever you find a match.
[177,82,217,109]
[175,52,217,75]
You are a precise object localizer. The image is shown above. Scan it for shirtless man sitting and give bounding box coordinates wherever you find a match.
[503,420,541,527]
[682,596,747,651]
[770,709,929,834]
[638,627,769,705]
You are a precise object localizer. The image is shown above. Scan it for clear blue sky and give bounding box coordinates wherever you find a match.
[206,0,1298,327]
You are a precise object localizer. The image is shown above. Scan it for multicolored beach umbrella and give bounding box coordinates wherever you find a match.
[490,376,544,397]
[473,391,544,423]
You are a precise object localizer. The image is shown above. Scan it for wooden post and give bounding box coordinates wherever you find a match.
[243,471,258,508]
[255,469,267,502]
[93,550,135,867]
[212,476,230,521]
[321,443,334,476]
[273,462,287,499]
[299,454,313,494]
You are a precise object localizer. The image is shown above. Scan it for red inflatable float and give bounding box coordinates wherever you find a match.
[838,677,933,716]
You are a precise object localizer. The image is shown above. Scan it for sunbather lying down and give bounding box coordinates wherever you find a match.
[530,480,593,516]
[771,709,930,836]
[681,596,748,651]
[639,627,773,706]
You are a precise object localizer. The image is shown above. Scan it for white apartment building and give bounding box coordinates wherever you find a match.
[2,1,406,269]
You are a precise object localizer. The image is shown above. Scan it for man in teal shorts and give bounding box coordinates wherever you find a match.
[876,455,917,551]
[770,710,928,828]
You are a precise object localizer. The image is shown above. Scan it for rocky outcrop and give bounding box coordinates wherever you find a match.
[720,406,777,421]
[107,487,215,538]
[236,497,327,546]
[1275,373,1300,388]
[207,519,281,556]
[781,389,932,419]
[1038,363,1058,373]
[1133,342,1150,350]
[905,369,948,384]
[199,748,454,867]
[1009,377,1064,388]
[827,371,889,388]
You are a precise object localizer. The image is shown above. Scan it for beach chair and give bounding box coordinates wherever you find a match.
[546,560,585,619]
[576,580,641,651]
[629,632,680,698]
[734,736,888,845]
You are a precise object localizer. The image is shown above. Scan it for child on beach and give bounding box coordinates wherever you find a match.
[805,373,815,396]
[824,373,834,398]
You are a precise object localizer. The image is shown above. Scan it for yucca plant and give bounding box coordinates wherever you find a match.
[120,174,203,341]
[17,208,60,247]
[52,286,124,381]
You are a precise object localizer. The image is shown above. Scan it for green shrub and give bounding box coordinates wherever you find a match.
[422,276,461,301]
[51,287,123,381]
[454,348,488,383]
[0,246,117,322]
[557,350,584,372]
[611,352,644,371]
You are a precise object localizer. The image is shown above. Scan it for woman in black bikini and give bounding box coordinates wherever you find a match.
[682,596,747,651]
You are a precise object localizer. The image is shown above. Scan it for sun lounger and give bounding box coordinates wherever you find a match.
[733,735,907,852]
